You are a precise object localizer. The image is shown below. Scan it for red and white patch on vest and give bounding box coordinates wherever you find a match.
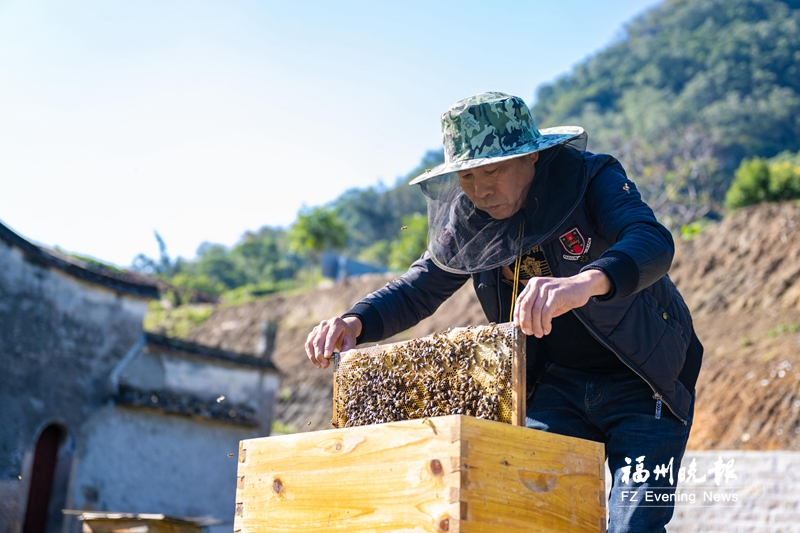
[559,227,586,255]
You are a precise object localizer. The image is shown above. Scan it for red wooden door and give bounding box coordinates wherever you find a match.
[22,425,61,533]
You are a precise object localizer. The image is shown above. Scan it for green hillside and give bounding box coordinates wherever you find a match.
[531,0,800,228]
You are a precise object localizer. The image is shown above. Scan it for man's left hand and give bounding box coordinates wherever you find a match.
[513,270,611,338]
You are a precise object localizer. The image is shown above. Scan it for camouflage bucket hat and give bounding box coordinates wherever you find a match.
[410,92,584,185]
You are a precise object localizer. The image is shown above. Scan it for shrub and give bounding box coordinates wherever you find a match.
[768,161,800,202]
[388,213,428,271]
[724,158,770,209]
[725,151,800,210]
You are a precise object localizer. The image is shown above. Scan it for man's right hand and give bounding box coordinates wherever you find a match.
[305,316,363,369]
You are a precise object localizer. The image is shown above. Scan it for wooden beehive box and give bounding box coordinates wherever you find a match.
[67,512,211,533]
[234,415,605,533]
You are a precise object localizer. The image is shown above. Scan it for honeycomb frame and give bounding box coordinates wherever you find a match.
[332,323,526,428]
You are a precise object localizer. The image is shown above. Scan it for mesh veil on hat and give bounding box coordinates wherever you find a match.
[412,92,589,274]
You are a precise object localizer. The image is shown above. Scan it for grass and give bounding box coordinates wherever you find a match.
[679,218,717,241]
[279,387,293,402]
[271,420,296,435]
[767,323,800,338]
[143,301,214,339]
[143,274,324,339]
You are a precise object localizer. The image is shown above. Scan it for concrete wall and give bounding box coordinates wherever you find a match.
[604,451,800,532]
[0,239,149,532]
[70,406,260,533]
[669,451,800,533]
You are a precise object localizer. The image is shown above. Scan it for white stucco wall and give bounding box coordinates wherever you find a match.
[71,406,261,533]
[0,242,149,324]
[160,357,268,406]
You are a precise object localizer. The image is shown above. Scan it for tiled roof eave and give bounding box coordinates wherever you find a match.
[0,221,159,299]
[114,383,259,427]
[144,332,277,371]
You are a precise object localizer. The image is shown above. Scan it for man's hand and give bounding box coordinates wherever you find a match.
[305,316,363,369]
[513,270,611,338]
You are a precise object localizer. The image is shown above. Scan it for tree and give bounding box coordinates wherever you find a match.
[333,150,440,254]
[288,206,348,260]
[195,243,247,289]
[131,231,174,275]
[229,228,290,282]
[388,213,428,271]
[358,240,391,267]
[169,272,226,298]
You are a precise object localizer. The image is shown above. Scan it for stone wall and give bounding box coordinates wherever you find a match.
[0,239,149,533]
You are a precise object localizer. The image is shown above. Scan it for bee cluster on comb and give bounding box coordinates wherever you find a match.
[332,323,525,428]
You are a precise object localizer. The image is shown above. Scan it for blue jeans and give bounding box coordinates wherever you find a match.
[526,362,694,533]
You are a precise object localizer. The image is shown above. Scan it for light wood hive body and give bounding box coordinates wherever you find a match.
[234,415,606,533]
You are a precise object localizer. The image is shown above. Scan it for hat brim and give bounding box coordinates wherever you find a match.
[409,126,585,185]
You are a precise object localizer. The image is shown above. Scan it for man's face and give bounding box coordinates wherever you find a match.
[457,152,539,220]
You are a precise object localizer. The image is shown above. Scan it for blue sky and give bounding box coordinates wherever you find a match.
[0,0,660,266]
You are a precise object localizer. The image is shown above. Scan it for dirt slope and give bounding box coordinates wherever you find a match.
[187,275,486,433]
[670,201,800,313]
[670,202,800,450]
[185,202,800,450]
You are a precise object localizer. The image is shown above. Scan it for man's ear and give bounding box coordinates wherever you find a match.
[528,152,539,164]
